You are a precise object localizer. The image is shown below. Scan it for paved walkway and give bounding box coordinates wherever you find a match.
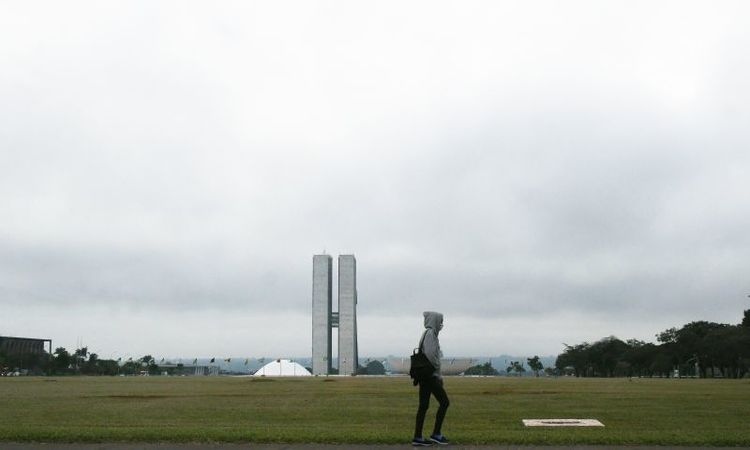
[0,444,746,450]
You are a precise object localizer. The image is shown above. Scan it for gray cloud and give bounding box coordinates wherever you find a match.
[1,1,749,356]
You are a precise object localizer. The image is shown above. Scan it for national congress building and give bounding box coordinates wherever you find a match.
[312,254,358,376]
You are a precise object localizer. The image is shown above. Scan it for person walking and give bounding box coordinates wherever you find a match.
[412,311,450,446]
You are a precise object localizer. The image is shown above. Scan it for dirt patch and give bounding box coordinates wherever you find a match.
[91,395,171,400]
[479,389,562,395]
[479,388,514,395]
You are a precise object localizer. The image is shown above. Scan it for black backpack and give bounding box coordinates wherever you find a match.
[409,330,435,385]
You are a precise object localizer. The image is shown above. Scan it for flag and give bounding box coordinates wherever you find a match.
[210,357,215,363]
[244,358,249,365]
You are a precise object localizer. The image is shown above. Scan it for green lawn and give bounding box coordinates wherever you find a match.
[1,376,748,445]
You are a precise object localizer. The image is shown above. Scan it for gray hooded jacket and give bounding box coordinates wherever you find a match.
[420,311,443,377]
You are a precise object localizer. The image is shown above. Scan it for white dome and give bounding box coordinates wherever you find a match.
[253,359,311,377]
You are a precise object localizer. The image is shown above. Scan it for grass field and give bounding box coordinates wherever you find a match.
[1,376,749,445]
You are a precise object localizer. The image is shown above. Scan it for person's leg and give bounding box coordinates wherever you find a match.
[431,378,450,436]
[413,378,432,438]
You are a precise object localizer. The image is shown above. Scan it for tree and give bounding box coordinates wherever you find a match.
[674,321,726,377]
[365,360,386,375]
[81,353,98,375]
[650,351,673,377]
[588,336,629,377]
[121,359,140,375]
[92,358,119,376]
[53,347,72,373]
[554,309,750,379]
[464,362,499,376]
[622,341,659,377]
[656,327,678,345]
[556,343,591,377]
[506,361,525,376]
[73,347,88,373]
[527,356,543,377]
[139,355,160,375]
[703,325,748,378]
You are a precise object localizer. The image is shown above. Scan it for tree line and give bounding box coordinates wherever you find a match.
[554,310,750,378]
[0,346,176,376]
[464,356,546,376]
[2,345,392,376]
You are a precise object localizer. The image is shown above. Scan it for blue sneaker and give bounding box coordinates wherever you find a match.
[412,437,433,446]
[429,434,449,445]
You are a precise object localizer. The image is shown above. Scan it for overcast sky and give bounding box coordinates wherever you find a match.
[1,1,749,360]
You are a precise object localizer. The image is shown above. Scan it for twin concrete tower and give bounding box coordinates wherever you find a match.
[312,254,358,376]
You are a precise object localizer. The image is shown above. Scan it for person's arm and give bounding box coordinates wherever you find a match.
[422,330,441,374]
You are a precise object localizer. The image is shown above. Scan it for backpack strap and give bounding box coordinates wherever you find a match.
[418,329,429,353]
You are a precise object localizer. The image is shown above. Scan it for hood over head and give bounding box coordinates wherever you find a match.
[423,311,444,333]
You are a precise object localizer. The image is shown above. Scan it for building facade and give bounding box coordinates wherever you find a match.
[337,255,358,376]
[311,254,333,375]
[0,336,52,356]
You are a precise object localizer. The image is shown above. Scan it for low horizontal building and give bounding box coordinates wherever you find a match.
[386,357,477,376]
[155,363,219,376]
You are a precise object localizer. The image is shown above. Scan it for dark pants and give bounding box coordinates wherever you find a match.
[414,376,450,438]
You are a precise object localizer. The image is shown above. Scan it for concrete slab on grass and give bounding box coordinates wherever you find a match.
[523,418,604,427]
